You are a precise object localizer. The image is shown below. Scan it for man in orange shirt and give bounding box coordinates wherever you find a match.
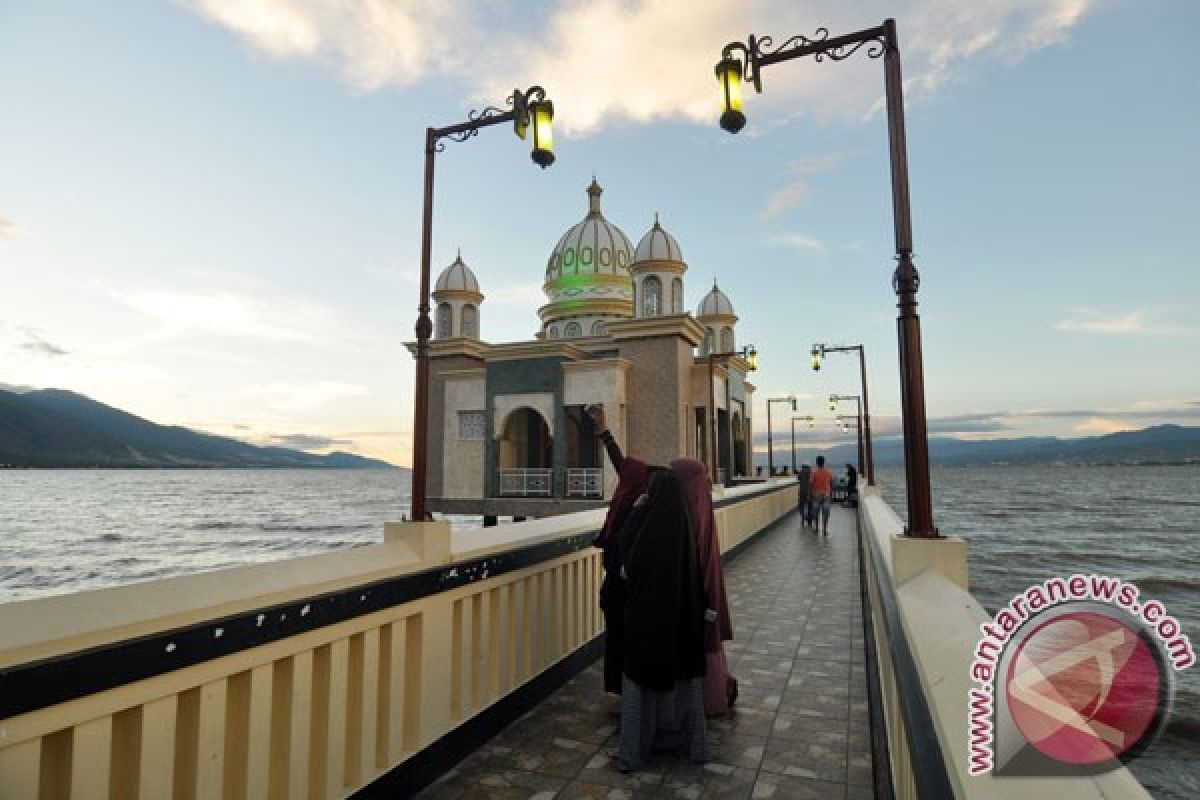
[810,455,834,536]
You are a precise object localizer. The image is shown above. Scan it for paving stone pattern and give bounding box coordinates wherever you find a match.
[416,507,874,799]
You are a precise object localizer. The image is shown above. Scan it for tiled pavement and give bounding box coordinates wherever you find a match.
[417,507,874,800]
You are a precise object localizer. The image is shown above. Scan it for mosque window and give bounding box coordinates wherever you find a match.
[721,326,735,353]
[564,321,582,338]
[704,327,715,354]
[592,320,608,336]
[643,276,662,317]
[599,247,611,266]
[458,411,485,440]
[580,246,592,265]
[672,277,683,314]
[436,303,452,338]
[547,324,559,339]
[462,305,478,338]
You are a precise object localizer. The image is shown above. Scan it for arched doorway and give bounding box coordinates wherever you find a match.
[732,410,746,477]
[497,407,553,496]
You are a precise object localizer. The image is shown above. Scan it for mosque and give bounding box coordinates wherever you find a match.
[415,178,756,520]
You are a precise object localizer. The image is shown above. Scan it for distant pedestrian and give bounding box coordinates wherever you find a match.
[845,464,858,508]
[796,464,813,528]
[810,456,834,535]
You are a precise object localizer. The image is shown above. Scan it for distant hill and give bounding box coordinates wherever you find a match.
[0,389,397,469]
[760,425,1200,469]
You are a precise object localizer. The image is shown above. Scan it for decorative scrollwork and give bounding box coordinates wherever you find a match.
[721,25,890,94]
[756,28,831,57]
[813,36,886,63]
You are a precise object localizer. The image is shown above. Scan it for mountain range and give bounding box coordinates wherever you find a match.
[759,424,1200,469]
[0,389,396,468]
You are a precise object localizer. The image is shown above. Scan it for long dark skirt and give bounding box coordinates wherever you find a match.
[616,675,709,772]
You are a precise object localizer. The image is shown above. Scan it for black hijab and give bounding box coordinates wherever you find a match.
[619,470,707,691]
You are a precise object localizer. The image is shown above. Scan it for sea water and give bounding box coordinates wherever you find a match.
[1,465,1196,796]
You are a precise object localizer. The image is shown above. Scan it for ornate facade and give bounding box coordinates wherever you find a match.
[413,180,756,519]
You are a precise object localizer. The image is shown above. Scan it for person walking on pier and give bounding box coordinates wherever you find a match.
[811,455,834,536]
[797,463,813,529]
[671,457,739,716]
[844,463,859,508]
[588,404,650,698]
[615,469,710,772]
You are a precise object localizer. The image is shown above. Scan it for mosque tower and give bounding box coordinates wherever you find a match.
[432,251,483,339]
[539,178,634,338]
[630,214,687,318]
[696,280,738,355]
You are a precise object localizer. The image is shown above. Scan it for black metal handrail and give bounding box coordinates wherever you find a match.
[861,506,957,798]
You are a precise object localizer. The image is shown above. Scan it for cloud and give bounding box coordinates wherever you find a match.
[188,0,472,90]
[1023,405,1200,420]
[266,432,354,451]
[0,216,19,243]
[18,328,69,357]
[767,232,825,251]
[1072,417,1140,435]
[1054,308,1199,336]
[115,287,315,341]
[190,0,1099,136]
[242,381,370,413]
[760,152,847,220]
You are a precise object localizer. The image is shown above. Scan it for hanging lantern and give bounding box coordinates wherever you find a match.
[529,99,555,168]
[715,56,746,134]
[746,345,758,371]
[811,346,822,371]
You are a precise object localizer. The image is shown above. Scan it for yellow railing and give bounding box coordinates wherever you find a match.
[0,479,797,799]
[857,486,1154,800]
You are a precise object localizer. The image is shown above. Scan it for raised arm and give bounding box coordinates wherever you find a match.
[587,404,624,471]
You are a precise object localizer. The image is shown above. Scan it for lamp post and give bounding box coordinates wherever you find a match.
[790,415,815,472]
[830,394,864,481]
[836,413,864,477]
[715,19,936,536]
[410,87,555,522]
[706,345,757,484]
[766,396,797,477]
[812,342,875,486]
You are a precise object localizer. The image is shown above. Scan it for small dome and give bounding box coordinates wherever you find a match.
[435,251,480,294]
[633,214,684,265]
[697,281,735,318]
[544,178,635,283]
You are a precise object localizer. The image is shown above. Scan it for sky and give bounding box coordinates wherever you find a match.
[1,0,1198,465]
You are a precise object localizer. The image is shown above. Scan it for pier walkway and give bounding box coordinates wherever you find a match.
[418,507,873,800]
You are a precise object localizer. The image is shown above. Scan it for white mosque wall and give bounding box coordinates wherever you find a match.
[441,372,486,499]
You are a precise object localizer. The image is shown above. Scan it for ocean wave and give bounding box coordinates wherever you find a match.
[1129,576,1198,593]
[192,520,238,530]
[257,523,372,533]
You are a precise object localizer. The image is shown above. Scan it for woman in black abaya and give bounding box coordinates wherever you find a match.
[615,469,710,772]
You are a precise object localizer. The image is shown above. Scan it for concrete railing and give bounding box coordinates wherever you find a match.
[0,478,797,799]
[858,486,1153,799]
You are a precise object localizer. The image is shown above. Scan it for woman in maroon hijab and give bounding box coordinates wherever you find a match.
[670,457,738,715]
[589,405,651,695]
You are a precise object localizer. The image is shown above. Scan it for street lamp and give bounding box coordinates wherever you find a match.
[766,395,797,477]
[812,342,875,486]
[706,344,757,484]
[831,395,864,481]
[790,414,815,472]
[714,20,936,537]
[410,86,555,521]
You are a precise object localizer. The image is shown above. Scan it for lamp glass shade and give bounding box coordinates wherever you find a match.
[530,100,555,168]
[829,400,837,411]
[715,57,746,133]
[811,348,821,371]
[747,347,758,371]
